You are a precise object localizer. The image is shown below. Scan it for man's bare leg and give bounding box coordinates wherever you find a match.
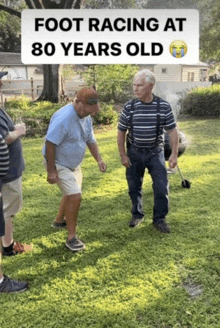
[55,196,67,223]
[1,218,13,248]
[65,193,81,241]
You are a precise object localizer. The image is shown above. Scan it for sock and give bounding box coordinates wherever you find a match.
[3,241,14,254]
[0,276,4,284]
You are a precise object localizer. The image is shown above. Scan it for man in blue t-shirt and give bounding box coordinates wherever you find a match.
[43,87,107,252]
[118,69,179,233]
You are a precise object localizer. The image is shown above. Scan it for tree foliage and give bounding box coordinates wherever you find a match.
[0,10,21,52]
[144,0,218,63]
[0,0,23,52]
[200,2,219,62]
[84,0,137,9]
[83,64,139,102]
[145,0,197,9]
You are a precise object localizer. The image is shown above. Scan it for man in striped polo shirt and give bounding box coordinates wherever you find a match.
[117,69,178,233]
[0,133,28,293]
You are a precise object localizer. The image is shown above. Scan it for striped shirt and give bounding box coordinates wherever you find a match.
[0,134,9,178]
[118,95,176,148]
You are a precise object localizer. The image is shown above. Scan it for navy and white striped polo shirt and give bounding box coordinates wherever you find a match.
[0,134,9,178]
[118,95,176,148]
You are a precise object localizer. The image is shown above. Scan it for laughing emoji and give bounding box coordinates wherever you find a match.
[169,40,187,58]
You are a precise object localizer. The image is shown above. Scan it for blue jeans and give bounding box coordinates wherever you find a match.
[126,144,169,223]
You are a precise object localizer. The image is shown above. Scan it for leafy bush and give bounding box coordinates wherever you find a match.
[182,84,220,117]
[83,64,139,103]
[5,96,64,137]
[4,96,118,137]
[93,103,118,125]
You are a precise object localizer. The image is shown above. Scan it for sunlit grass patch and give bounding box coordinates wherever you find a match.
[1,118,220,328]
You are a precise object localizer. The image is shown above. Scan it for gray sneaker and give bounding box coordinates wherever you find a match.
[0,275,28,293]
[65,237,85,252]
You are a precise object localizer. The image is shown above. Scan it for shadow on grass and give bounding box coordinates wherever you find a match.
[6,177,216,284]
[2,122,219,327]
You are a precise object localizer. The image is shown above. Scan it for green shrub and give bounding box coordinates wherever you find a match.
[182,84,220,117]
[4,96,118,137]
[93,103,118,125]
[4,96,63,137]
[83,64,139,103]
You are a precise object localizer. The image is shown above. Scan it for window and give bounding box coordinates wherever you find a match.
[162,68,167,74]
[200,69,207,81]
[188,72,194,82]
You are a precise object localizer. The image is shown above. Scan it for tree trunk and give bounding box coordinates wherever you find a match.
[37,65,61,102]
[1,0,84,103]
[32,0,83,102]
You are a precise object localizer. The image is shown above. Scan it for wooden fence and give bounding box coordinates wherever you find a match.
[0,77,85,107]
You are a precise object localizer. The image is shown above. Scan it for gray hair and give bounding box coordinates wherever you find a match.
[134,69,155,85]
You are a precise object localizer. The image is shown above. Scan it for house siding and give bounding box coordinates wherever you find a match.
[154,65,182,82]
[182,66,200,82]
[27,66,43,80]
[139,63,209,82]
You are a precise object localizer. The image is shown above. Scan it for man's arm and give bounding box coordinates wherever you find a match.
[45,141,59,184]
[5,123,26,144]
[167,128,179,169]
[87,142,107,172]
[117,130,131,168]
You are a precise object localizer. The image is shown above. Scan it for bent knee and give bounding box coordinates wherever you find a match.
[67,193,81,201]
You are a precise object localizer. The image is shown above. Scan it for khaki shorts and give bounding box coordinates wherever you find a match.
[2,177,23,220]
[55,163,82,196]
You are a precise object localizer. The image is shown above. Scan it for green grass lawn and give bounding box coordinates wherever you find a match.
[1,118,220,328]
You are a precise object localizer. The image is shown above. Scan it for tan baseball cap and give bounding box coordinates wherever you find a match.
[76,87,100,112]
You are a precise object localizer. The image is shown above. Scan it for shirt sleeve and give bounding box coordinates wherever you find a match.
[0,116,10,139]
[86,117,96,145]
[45,112,68,145]
[0,133,9,177]
[118,102,131,132]
[163,103,177,131]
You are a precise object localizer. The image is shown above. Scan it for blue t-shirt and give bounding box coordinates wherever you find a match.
[42,103,96,170]
[0,108,25,183]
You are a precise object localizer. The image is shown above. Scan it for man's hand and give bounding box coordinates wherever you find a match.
[121,154,132,168]
[168,153,178,169]
[98,160,107,172]
[14,123,26,137]
[47,170,59,184]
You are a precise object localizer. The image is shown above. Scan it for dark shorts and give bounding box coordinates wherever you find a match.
[0,197,5,237]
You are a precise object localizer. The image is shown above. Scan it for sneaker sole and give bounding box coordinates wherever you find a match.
[51,223,67,229]
[65,242,85,252]
[0,286,28,293]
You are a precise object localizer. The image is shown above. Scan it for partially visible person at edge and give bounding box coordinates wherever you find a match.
[117,69,178,233]
[42,86,107,252]
[0,73,32,256]
[0,133,28,293]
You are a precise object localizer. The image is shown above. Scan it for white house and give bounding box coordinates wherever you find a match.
[0,52,43,80]
[141,62,210,82]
